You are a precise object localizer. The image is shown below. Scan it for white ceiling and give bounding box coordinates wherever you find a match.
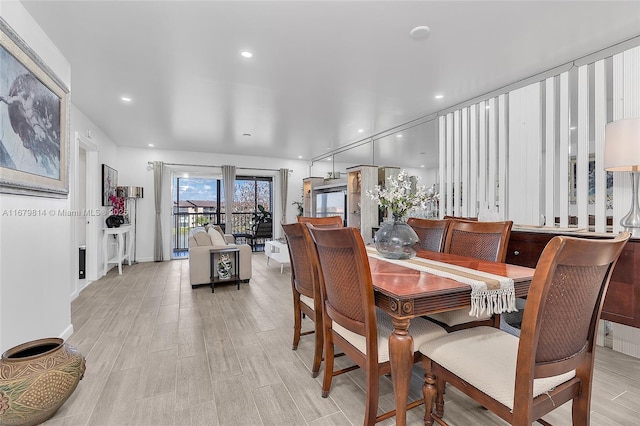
[20,1,640,169]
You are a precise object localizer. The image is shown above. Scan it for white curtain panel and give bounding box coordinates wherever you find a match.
[280,168,289,225]
[222,165,236,233]
[153,161,163,261]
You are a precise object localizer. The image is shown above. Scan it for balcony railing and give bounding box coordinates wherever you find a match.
[172,211,259,254]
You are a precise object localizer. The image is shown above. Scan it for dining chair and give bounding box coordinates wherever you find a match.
[307,225,447,425]
[407,217,451,252]
[443,218,513,262]
[419,232,629,426]
[297,215,344,228]
[443,215,478,221]
[282,222,330,377]
[428,219,513,331]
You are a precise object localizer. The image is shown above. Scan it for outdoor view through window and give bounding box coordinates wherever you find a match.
[172,176,273,257]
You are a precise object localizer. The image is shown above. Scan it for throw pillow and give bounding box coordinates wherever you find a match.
[193,232,211,246]
[208,227,227,246]
[212,225,227,243]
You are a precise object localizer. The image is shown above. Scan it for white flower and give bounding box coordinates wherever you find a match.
[366,170,434,218]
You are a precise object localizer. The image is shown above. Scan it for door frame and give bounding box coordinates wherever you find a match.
[71,131,99,299]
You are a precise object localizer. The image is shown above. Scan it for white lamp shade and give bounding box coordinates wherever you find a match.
[604,117,640,172]
[116,186,144,198]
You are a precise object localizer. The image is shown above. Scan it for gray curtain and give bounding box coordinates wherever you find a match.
[222,165,236,233]
[280,168,289,224]
[153,161,164,261]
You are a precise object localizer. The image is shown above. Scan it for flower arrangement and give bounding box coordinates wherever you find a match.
[366,169,430,219]
[109,194,126,215]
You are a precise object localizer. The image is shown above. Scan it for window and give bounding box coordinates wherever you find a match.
[231,176,273,234]
[171,175,273,256]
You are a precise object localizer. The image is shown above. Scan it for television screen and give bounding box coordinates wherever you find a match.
[316,190,346,225]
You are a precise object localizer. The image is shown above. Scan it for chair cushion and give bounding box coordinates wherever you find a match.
[192,231,212,246]
[419,326,576,410]
[208,227,227,246]
[300,294,314,310]
[332,309,447,363]
[428,309,492,327]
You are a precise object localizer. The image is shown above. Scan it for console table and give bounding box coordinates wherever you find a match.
[265,240,290,273]
[103,225,132,275]
[507,227,640,357]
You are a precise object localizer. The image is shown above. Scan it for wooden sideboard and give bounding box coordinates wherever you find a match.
[506,229,640,329]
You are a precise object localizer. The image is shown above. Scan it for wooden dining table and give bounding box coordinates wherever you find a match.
[369,249,535,426]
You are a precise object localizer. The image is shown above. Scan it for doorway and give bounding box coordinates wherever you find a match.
[72,132,99,299]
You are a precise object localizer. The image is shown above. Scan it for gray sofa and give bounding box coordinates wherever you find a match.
[188,227,252,287]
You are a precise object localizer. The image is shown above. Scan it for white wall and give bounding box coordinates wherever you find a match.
[68,105,119,285]
[117,147,308,262]
[0,1,73,351]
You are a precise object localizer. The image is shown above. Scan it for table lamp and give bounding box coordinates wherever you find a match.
[604,117,640,237]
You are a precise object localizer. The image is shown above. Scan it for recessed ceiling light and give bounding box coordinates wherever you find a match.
[434,94,444,99]
[242,133,251,137]
[298,155,303,159]
[420,165,425,168]
[358,129,364,133]
[410,26,431,41]
[240,51,253,58]
[397,134,403,138]
[121,96,132,102]
[148,143,154,147]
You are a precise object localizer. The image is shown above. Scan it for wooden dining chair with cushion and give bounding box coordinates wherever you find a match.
[282,222,327,377]
[407,217,451,252]
[420,232,629,426]
[297,215,344,228]
[307,225,447,425]
[443,218,512,262]
[428,219,514,331]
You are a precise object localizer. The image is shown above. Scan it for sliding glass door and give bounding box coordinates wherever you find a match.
[172,176,222,258]
[171,174,273,258]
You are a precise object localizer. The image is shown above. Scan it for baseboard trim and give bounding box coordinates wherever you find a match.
[59,324,74,341]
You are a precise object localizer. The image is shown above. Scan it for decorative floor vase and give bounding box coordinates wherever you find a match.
[0,338,85,426]
[374,216,419,260]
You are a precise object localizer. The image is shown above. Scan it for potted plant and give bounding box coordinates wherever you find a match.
[252,204,272,227]
[292,200,304,217]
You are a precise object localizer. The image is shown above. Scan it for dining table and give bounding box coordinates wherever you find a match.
[369,249,536,426]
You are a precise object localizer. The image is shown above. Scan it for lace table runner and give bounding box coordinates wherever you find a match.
[366,247,517,317]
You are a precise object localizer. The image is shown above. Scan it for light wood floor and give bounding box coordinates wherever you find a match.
[45,254,640,426]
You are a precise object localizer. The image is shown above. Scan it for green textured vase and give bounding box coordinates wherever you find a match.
[0,338,85,426]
